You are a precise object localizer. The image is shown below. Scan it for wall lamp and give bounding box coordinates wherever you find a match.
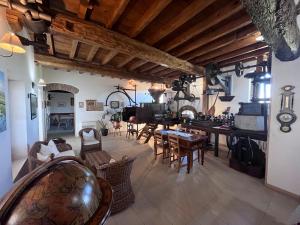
[0,32,26,57]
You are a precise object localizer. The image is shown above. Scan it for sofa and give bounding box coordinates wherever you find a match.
[28,141,75,170]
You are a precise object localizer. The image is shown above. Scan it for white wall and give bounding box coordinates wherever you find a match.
[0,73,12,197]
[48,92,74,114]
[43,68,153,135]
[8,81,28,160]
[0,8,40,197]
[266,55,300,196]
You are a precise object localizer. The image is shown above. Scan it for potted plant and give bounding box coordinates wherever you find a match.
[98,119,109,136]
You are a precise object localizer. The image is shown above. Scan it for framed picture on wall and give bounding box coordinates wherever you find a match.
[110,101,120,109]
[86,100,97,111]
[30,93,38,120]
[57,102,66,107]
[0,71,7,133]
[71,97,74,106]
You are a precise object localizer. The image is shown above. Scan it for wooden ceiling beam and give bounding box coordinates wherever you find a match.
[69,40,79,59]
[150,66,168,74]
[51,14,204,75]
[127,0,172,38]
[116,56,135,68]
[158,0,243,52]
[86,45,99,62]
[218,47,270,67]
[127,59,148,71]
[101,49,118,65]
[172,13,253,57]
[181,25,258,60]
[35,54,157,83]
[143,0,217,45]
[154,68,174,77]
[220,57,258,68]
[106,0,130,29]
[78,0,93,19]
[138,63,157,73]
[46,33,55,55]
[192,36,265,64]
[199,42,269,65]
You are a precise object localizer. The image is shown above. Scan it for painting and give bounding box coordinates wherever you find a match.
[110,101,120,109]
[30,93,38,120]
[86,100,104,111]
[0,71,6,133]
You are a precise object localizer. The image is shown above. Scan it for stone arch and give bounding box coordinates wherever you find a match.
[46,83,79,94]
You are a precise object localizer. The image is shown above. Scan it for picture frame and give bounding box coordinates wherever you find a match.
[110,101,120,109]
[86,100,97,111]
[0,71,7,133]
[30,93,38,120]
[57,102,66,107]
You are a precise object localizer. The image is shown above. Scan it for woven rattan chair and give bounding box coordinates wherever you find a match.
[28,141,73,171]
[94,156,136,214]
[79,128,102,159]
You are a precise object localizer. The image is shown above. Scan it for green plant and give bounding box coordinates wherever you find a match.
[98,119,108,129]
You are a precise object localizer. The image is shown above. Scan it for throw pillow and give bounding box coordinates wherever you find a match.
[37,152,51,162]
[83,130,96,142]
[40,140,59,156]
[48,140,60,155]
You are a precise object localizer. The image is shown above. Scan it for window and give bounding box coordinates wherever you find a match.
[257,73,271,103]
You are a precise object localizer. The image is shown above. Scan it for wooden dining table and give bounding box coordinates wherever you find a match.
[158,130,208,173]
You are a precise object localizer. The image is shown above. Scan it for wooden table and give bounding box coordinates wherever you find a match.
[159,130,208,173]
[182,124,268,157]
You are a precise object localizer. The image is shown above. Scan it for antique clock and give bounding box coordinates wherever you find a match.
[276,85,297,133]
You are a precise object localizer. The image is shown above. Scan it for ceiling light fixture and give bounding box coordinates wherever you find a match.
[0,32,26,57]
[256,35,264,42]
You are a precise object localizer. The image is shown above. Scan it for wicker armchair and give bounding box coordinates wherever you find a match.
[79,128,102,159]
[28,141,73,171]
[94,156,136,214]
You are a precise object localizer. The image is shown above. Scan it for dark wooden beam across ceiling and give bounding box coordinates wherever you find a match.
[50,14,205,75]
[35,54,158,83]
[158,0,243,52]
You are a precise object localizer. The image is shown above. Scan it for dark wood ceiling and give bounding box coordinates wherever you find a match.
[31,0,269,82]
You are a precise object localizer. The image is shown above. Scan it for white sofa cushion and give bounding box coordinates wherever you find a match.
[40,140,60,156]
[83,130,96,141]
[55,150,75,158]
[84,140,100,146]
[37,152,51,162]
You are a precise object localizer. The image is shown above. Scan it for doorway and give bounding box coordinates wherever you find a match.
[47,90,75,139]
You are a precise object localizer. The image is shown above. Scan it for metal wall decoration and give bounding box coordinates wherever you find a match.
[30,93,38,120]
[276,85,297,132]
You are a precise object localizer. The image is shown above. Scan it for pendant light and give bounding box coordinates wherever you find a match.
[0,32,26,57]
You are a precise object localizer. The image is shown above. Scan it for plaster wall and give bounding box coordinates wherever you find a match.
[42,68,153,135]
[0,8,39,197]
[266,55,300,196]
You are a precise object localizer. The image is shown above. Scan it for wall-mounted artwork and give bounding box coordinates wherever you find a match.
[30,93,38,120]
[0,71,7,133]
[79,102,84,108]
[71,97,74,106]
[110,101,120,109]
[86,100,104,111]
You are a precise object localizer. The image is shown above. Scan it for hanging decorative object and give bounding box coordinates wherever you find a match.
[276,85,297,133]
[0,32,26,57]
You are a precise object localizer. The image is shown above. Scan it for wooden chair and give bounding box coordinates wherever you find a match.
[153,131,169,162]
[112,121,122,136]
[168,134,189,173]
[188,129,205,165]
[79,128,102,159]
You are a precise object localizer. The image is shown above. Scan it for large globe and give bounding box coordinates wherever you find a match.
[3,161,103,225]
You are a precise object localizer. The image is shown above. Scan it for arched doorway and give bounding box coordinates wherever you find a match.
[179,105,198,119]
[44,83,79,139]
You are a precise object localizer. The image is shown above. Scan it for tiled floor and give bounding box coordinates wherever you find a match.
[63,133,300,225]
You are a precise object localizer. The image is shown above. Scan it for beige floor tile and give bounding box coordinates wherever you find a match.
[61,134,300,225]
